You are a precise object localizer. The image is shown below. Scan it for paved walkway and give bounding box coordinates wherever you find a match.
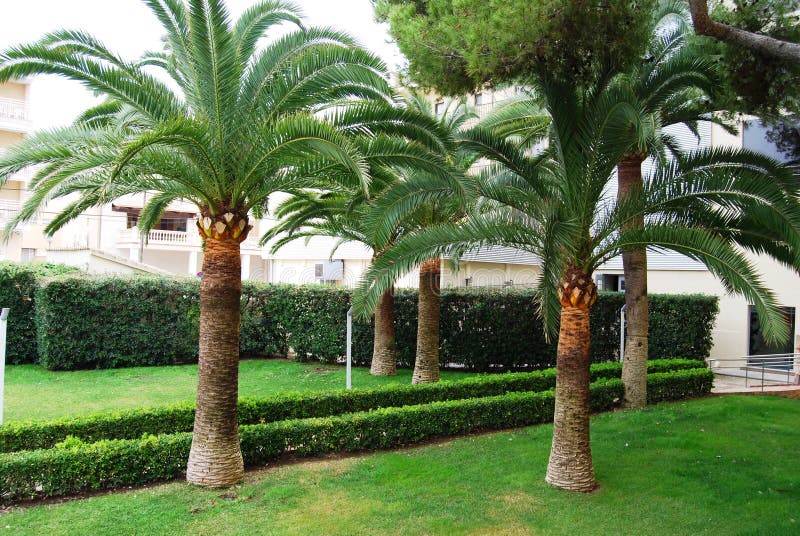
[713,372,800,396]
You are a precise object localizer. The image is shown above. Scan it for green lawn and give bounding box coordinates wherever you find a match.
[2,395,798,535]
[3,359,473,422]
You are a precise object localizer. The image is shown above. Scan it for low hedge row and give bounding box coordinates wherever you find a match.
[0,369,712,502]
[0,359,705,453]
[33,272,718,370]
[0,262,80,364]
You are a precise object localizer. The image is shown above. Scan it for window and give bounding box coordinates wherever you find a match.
[128,215,187,232]
[748,306,796,363]
[474,93,486,106]
[595,274,625,292]
[20,248,36,263]
[434,101,445,116]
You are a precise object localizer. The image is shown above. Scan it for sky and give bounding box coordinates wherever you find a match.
[0,0,403,130]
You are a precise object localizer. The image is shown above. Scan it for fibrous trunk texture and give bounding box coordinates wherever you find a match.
[413,258,441,384]
[187,216,248,487]
[618,156,649,409]
[546,268,597,492]
[370,287,397,376]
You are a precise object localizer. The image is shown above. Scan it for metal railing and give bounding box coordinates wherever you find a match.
[708,353,799,391]
[0,200,20,225]
[0,97,29,122]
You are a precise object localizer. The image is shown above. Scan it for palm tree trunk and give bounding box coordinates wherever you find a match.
[186,235,245,487]
[370,287,397,375]
[618,156,649,409]
[546,267,597,492]
[413,257,441,384]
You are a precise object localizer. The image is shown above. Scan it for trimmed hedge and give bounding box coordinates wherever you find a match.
[0,369,712,502]
[34,274,718,370]
[354,289,719,369]
[0,359,705,453]
[0,262,79,364]
[34,276,356,370]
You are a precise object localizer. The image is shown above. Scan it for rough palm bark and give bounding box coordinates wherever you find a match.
[413,257,441,384]
[546,267,598,492]
[688,0,800,64]
[186,211,250,487]
[370,287,397,375]
[618,156,649,409]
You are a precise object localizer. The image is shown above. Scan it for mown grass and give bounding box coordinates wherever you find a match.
[3,359,473,422]
[2,395,798,535]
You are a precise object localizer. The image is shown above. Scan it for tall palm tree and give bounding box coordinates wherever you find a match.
[262,100,459,376]
[354,72,800,491]
[364,96,475,383]
[612,4,731,408]
[0,0,426,487]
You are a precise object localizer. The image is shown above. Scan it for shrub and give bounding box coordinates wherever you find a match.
[35,275,201,369]
[0,368,712,503]
[0,359,705,453]
[354,289,718,369]
[34,277,354,369]
[0,262,80,364]
[33,274,717,370]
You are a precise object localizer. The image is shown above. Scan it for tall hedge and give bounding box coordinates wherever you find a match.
[353,289,718,370]
[34,276,717,371]
[0,262,79,364]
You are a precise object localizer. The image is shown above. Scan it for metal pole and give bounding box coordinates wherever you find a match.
[346,307,353,390]
[619,304,626,362]
[0,308,9,425]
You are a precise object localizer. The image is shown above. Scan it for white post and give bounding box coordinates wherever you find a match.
[619,304,626,363]
[188,250,199,276]
[241,254,251,280]
[0,308,9,425]
[346,307,353,390]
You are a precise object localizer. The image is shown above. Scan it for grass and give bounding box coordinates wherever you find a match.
[3,359,473,422]
[2,395,798,535]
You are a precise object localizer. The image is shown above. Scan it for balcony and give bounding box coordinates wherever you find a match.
[0,200,20,226]
[117,227,260,250]
[0,98,32,133]
[118,228,197,247]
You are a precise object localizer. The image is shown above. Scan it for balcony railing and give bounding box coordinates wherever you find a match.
[0,200,20,225]
[119,228,195,246]
[0,97,30,124]
[118,225,261,249]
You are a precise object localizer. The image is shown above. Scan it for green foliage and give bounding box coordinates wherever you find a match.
[32,275,717,370]
[354,290,718,369]
[35,275,202,369]
[689,0,800,118]
[0,368,711,502]
[374,0,656,94]
[0,262,79,364]
[0,359,705,453]
[33,276,350,369]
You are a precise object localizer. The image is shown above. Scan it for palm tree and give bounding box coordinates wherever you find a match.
[262,100,459,376]
[0,0,423,487]
[364,96,475,383]
[264,188,400,374]
[353,72,800,491]
[612,5,731,408]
